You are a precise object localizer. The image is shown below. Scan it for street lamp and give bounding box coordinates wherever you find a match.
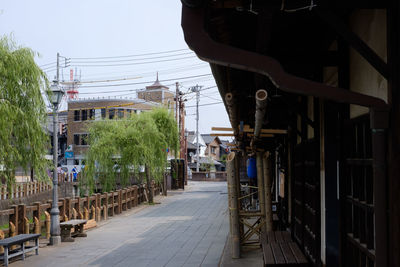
[49,80,64,245]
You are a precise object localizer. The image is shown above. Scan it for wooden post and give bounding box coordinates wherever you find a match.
[118,190,122,214]
[263,152,273,232]
[44,211,50,239]
[91,205,96,220]
[256,152,266,233]
[59,198,66,221]
[33,202,41,223]
[227,152,240,258]
[103,204,108,220]
[24,217,29,246]
[104,194,109,218]
[122,189,127,211]
[0,230,4,253]
[9,222,16,250]
[23,183,27,197]
[86,195,90,214]
[96,207,101,221]
[110,192,115,216]
[10,205,18,235]
[72,208,77,219]
[127,189,131,209]
[75,197,81,218]
[34,217,40,234]
[84,207,89,220]
[17,204,26,234]
[134,186,138,207]
[65,197,72,220]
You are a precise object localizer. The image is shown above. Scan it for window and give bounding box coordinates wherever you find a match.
[81,134,88,145]
[74,134,80,145]
[211,146,216,154]
[89,109,95,120]
[81,109,88,121]
[109,109,115,119]
[117,109,124,119]
[101,108,106,119]
[74,110,80,121]
[127,109,132,117]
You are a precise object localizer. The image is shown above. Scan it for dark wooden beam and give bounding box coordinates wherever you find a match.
[315,8,389,79]
[387,1,400,266]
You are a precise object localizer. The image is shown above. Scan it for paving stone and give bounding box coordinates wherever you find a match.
[11,181,229,267]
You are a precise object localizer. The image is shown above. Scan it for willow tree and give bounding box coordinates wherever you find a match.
[83,108,179,203]
[0,36,49,185]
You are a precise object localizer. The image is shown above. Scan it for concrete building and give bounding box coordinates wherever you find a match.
[64,76,177,171]
[65,98,157,169]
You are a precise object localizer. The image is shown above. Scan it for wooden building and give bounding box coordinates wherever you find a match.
[181,1,399,266]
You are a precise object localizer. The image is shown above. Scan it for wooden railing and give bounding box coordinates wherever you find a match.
[0,182,52,200]
[0,181,160,248]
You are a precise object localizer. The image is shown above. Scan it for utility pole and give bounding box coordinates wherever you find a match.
[175,82,179,131]
[56,52,60,82]
[191,85,202,172]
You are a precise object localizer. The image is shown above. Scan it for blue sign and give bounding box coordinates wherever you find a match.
[65,151,74,159]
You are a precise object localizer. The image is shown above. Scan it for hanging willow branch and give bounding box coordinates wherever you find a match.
[83,108,179,196]
[0,36,50,185]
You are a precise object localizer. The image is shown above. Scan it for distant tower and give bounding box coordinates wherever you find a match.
[64,69,80,100]
[137,72,173,104]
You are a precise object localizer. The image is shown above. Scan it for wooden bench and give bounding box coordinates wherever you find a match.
[60,219,88,242]
[0,234,40,267]
[261,231,308,266]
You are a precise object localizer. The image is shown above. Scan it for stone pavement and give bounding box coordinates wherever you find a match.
[12,181,229,267]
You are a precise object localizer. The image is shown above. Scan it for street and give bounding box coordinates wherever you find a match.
[13,181,229,267]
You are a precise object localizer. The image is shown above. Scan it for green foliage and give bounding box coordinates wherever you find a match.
[0,36,50,185]
[199,156,214,172]
[83,108,179,194]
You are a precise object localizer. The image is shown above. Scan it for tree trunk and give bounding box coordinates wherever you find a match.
[145,165,154,204]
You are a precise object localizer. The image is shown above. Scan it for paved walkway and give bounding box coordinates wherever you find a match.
[13,181,229,267]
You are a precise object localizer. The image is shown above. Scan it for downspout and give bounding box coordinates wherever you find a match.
[181,4,389,264]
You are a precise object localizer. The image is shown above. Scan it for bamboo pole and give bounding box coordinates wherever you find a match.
[225,93,239,137]
[227,152,240,258]
[263,152,273,231]
[256,152,266,233]
[254,89,268,138]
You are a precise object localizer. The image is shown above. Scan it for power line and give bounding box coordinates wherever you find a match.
[71,52,194,64]
[186,101,223,108]
[69,55,197,67]
[70,48,190,60]
[78,74,212,88]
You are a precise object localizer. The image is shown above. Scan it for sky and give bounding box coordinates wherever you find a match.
[0,0,230,135]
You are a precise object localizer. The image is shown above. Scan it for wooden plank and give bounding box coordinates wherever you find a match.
[271,242,286,264]
[210,133,234,137]
[243,125,288,134]
[247,133,274,138]
[289,242,308,263]
[262,244,275,265]
[280,242,297,263]
[275,231,283,243]
[267,231,275,244]
[211,127,233,131]
[281,231,292,242]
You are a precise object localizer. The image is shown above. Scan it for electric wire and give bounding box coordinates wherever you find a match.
[69,55,197,67]
[70,48,190,60]
[71,51,194,64]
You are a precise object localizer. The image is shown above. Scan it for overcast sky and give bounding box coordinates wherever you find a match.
[0,0,230,135]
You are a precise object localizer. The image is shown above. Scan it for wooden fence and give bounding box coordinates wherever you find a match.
[0,182,52,200]
[0,181,160,248]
